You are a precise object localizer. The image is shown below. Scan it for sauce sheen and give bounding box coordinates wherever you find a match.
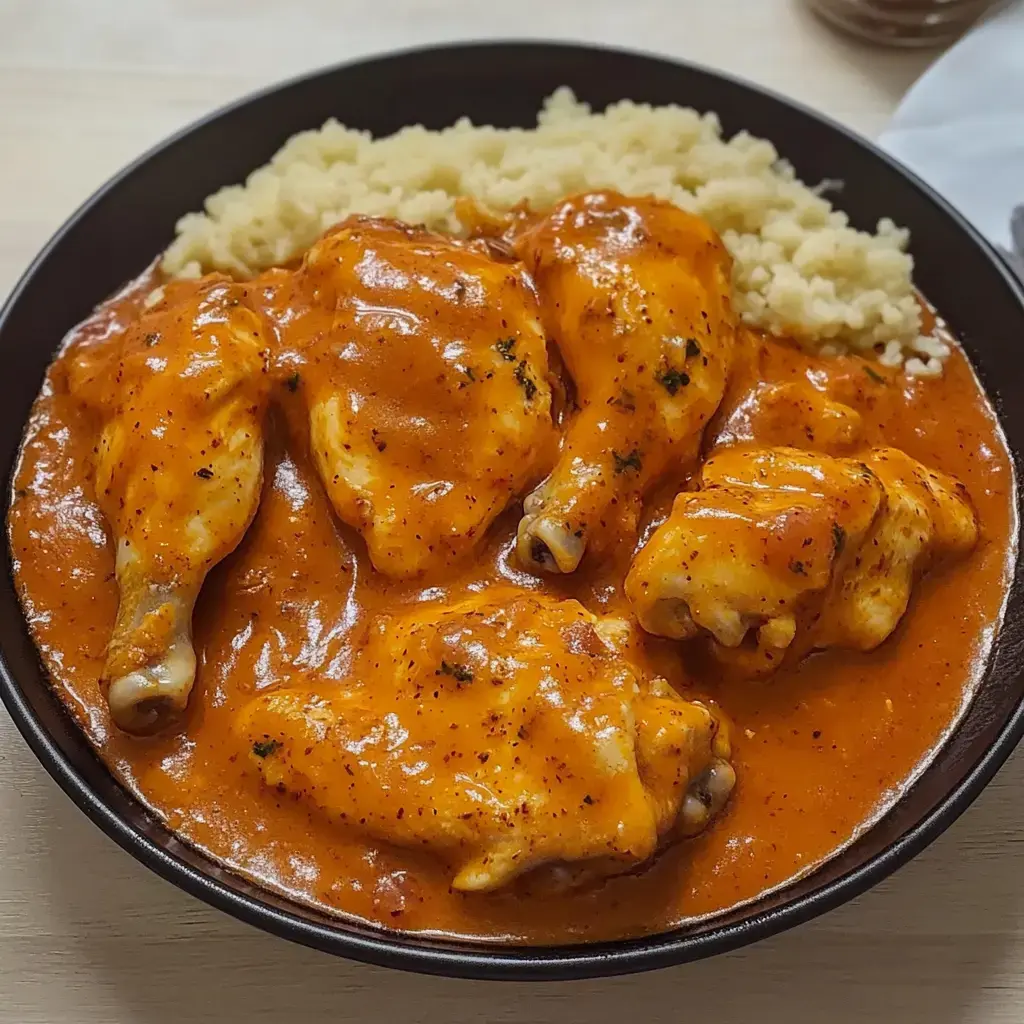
[8,270,1014,944]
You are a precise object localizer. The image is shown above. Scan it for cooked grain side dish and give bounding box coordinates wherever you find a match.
[165,90,943,374]
[8,94,1014,944]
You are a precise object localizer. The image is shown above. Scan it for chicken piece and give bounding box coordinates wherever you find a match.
[819,447,979,651]
[68,278,270,731]
[512,191,738,574]
[626,446,977,675]
[234,590,734,892]
[712,379,862,454]
[708,330,862,455]
[627,447,884,667]
[274,217,558,578]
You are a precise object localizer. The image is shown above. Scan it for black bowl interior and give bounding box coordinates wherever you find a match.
[1,42,1023,980]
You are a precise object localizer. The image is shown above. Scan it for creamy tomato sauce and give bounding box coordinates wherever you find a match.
[8,270,1014,944]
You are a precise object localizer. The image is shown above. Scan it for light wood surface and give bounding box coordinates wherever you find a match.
[2,3,1020,1022]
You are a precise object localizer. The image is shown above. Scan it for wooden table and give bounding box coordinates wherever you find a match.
[2,3,1019,1021]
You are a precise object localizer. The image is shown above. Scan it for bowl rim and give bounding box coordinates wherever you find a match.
[2,38,1024,981]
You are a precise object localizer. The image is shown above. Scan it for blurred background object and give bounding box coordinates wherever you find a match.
[879,0,1024,253]
[807,0,1002,45]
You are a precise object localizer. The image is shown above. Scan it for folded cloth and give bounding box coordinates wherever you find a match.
[878,1,1024,251]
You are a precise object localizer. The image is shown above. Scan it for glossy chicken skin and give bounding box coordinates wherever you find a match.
[512,191,737,574]
[712,373,863,454]
[271,217,558,578]
[827,448,978,651]
[709,330,871,455]
[67,278,270,731]
[626,446,978,674]
[235,590,734,891]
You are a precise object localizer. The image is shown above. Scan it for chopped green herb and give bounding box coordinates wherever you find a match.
[832,523,846,555]
[252,739,280,758]
[655,367,691,395]
[514,360,538,401]
[144,332,160,348]
[864,365,886,385]
[441,660,474,683]
[789,559,807,576]
[685,338,701,358]
[463,366,476,382]
[285,372,301,392]
[495,337,517,361]
[195,467,214,479]
[613,448,643,475]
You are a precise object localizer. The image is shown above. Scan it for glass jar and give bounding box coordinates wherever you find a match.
[806,0,1001,46]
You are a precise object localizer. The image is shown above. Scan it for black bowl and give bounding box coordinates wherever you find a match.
[1,41,1023,981]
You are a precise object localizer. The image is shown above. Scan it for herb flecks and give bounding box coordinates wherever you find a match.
[440,660,474,683]
[685,338,701,358]
[613,448,643,475]
[514,360,538,401]
[195,467,214,479]
[496,337,517,361]
[655,367,690,395]
[864,365,886,385]
[144,332,160,348]
[285,372,301,392]
[252,739,280,758]
[789,559,807,576]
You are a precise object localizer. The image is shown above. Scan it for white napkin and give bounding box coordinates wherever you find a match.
[878,0,1024,251]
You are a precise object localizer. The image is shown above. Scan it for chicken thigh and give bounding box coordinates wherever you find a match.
[235,590,734,891]
[711,374,863,455]
[708,330,866,455]
[68,278,270,732]
[273,217,558,579]
[626,446,977,674]
[512,191,738,574]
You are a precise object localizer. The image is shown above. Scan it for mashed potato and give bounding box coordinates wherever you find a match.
[162,88,945,374]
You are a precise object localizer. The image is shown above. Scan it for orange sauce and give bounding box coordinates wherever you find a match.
[8,275,1014,944]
